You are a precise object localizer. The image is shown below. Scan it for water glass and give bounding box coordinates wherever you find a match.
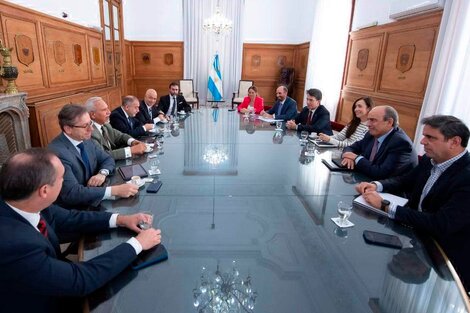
[150,158,160,175]
[138,211,154,230]
[275,121,282,130]
[305,142,315,157]
[337,201,352,226]
[300,131,309,143]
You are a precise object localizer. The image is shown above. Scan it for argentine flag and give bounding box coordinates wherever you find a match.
[208,54,223,101]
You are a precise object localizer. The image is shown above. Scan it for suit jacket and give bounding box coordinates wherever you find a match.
[0,199,137,313]
[48,133,115,208]
[380,153,470,290]
[267,96,297,121]
[157,94,191,115]
[91,123,132,160]
[343,127,418,179]
[109,107,148,138]
[294,105,333,135]
[135,99,162,124]
[237,96,264,114]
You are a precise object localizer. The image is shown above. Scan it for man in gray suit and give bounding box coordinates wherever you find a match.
[86,97,147,160]
[48,104,138,208]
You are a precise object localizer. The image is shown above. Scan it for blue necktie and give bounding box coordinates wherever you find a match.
[128,117,134,128]
[77,142,92,176]
[277,102,284,116]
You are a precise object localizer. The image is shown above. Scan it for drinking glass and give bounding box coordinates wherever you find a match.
[150,158,160,175]
[138,211,154,230]
[300,131,309,143]
[275,121,282,130]
[337,201,352,226]
[305,142,315,156]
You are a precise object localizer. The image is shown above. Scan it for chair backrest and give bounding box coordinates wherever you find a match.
[179,79,194,98]
[238,80,254,98]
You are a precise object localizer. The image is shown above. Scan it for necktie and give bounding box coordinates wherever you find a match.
[101,126,112,149]
[277,102,284,116]
[37,216,48,238]
[77,142,92,176]
[128,117,134,128]
[307,110,313,125]
[148,108,153,120]
[369,139,379,162]
[172,96,177,115]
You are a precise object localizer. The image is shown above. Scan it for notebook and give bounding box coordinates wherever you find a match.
[321,158,353,172]
[354,193,408,216]
[310,139,337,148]
[131,244,168,270]
[118,164,148,181]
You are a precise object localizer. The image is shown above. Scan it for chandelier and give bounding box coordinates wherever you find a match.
[193,262,258,313]
[202,2,232,36]
[203,146,228,166]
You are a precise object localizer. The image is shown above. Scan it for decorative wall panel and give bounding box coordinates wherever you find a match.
[339,12,441,140]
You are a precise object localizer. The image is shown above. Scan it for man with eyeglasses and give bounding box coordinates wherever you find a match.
[136,89,167,124]
[157,82,191,117]
[48,104,139,208]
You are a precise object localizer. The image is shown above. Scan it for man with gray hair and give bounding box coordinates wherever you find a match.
[109,95,154,137]
[48,104,139,208]
[356,115,470,290]
[341,105,418,179]
[86,97,146,160]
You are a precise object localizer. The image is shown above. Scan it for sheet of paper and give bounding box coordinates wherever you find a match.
[354,193,408,216]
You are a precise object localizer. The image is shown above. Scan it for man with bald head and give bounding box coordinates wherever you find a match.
[341,105,418,179]
[260,85,297,121]
[136,89,167,124]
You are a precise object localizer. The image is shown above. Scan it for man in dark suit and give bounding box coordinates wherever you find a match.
[286,88,333,134]
[109,95,154,138]
[260,85,297,121]
[356,115,470,291]
[0,148,162,313]
[135,88,167,124]
[157,82,192,116]
[48,104,138,208]
[341,105,418,179]
[86,96,147,160]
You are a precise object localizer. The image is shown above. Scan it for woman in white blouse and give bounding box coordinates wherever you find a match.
[318,96,373,148]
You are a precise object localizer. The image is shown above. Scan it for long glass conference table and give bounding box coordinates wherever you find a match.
[83,108,469,313]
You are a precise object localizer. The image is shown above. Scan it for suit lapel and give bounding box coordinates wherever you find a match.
[60,133,88,174]
[374,128,398,161]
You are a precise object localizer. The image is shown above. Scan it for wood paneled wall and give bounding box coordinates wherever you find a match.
[0,1,107,99]
[242,43,309,110]
[338,12,442,139]
[124,41,184,99]
[0,1,121,147]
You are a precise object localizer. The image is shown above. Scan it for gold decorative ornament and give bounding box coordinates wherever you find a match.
[0,39,19,94]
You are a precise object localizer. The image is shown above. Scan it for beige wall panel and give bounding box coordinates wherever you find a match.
[379,27,438,97]
[88,35,105,82]
[42,25,90,85]
[2,14,46,90]
[345,35,383,91]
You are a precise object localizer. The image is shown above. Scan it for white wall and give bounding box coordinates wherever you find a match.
[243,0,315,43]
[123,0,184,41]
[352,0,394,30]
[6,0,101,28]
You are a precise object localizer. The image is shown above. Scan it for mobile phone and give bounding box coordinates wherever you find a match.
[363,230,403,249]
[146,181,162,193]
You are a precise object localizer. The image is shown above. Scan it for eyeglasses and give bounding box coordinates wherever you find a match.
[70,121,93,129]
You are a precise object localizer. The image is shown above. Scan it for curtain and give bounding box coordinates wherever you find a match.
[183,0,244,104]
[304,0,352,114]
[413,0,470,153]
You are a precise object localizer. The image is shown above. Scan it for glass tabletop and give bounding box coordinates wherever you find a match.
[83,108,469,313]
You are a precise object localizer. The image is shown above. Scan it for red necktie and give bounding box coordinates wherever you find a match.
[37,217,48,238]
[307,111,313,125]
[369,139,379,162]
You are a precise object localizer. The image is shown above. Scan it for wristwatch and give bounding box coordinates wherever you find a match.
[381,199,390,212]
[99,169,109,177]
